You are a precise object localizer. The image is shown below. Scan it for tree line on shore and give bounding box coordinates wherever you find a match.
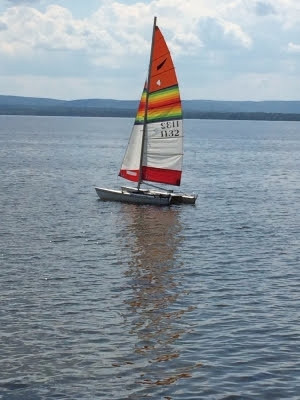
[1,104,300,121]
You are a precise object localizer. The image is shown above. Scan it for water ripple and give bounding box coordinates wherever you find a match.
[0,117,299,399]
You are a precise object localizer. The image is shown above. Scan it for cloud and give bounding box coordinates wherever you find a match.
[197,17,252,50]
[0,74,107,99]
[0,21,8,31]
[271,0,300,29]
[0,0,300,100]
[0,1,252,59]
[287,42,300,53]
[6,0,40,3]
[0,4,148,67]
[182,71,300,101]
[254,2,276,17]
[5,0,41,4]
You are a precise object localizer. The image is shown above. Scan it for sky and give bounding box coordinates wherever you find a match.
[0,0,300,101]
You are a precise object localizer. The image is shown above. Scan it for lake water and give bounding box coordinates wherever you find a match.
[0,116,299,399]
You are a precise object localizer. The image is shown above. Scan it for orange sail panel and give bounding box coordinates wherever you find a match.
[149,27,178,93]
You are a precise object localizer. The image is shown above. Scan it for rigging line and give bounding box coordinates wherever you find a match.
[142,182,174,192]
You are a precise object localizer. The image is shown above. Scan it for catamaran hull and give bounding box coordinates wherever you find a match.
[121,186,197,205]
[95,187,171,206]
[170,194,197,205]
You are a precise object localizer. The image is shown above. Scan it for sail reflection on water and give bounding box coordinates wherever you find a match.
[119,205,199,389]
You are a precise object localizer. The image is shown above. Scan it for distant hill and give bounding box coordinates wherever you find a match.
[1,95,300,121]
[0,95,138,109]
[182,99,300,114]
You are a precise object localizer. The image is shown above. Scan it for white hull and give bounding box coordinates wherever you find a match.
[95,186,197,206]
[95,187,171,206]
[121,186,197,205]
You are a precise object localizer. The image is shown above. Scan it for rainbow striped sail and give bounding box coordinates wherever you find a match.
[119,21,183,186]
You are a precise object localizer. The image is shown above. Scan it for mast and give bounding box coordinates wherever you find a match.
[137,16,157,190]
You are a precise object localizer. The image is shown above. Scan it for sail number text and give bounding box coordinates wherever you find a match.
[160,121,180,137]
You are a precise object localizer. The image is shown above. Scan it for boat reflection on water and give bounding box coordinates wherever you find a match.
[117,204,200,394]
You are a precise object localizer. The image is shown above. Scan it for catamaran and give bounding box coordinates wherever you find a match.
[95,17,197,206]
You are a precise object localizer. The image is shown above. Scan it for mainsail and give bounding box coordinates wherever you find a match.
[119,18,183,186]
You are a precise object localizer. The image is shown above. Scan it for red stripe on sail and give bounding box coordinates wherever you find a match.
[142,166,181,186]
[119,169,139,182]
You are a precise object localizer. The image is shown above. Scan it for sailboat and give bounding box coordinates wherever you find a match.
[95,17,197,206]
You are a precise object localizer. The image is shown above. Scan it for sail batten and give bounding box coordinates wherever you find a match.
[119,18,183,187]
